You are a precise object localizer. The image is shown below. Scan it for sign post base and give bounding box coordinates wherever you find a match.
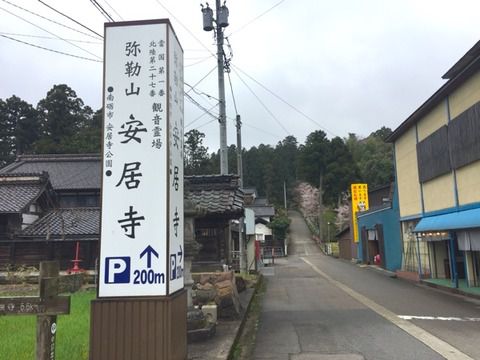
[89,289,187,360]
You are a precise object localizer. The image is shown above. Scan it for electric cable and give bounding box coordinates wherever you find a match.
[89,0,114,22]
[0,34,102,62]
[185,65,217,94]
[227,71,238,115]
[102,0,124,21]
[194,117,218,130]
[38,0,103,39]
[154,0,216,58]
[232,67,289,135]
[185,103,219,128]
[0,0,102,40]
[184,82,219,102]
[185,56,212,68]
[227,0,286,37]
[243,122,280,139]
[185,92,218,121]
[0,32,102,44]
[0,5,102,60]
[233,64,337,137]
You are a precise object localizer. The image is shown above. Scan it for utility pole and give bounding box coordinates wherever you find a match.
[202,1,229,174]
[236,115,246,272]
[236,115,243,187]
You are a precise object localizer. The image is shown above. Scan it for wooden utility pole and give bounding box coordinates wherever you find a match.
[236,114,246,272]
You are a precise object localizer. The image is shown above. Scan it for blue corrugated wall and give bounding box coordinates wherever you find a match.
[357,185,402,272]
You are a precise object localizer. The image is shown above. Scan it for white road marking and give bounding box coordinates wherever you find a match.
[301,257,475,360]
[399,315,480,322]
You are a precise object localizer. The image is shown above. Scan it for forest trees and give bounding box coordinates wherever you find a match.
[184,129,210,175]
[179,128,394,208]
[0,96,40,166]
[345,126,394,189]
[0,84,101,166]
[1,83,394,207]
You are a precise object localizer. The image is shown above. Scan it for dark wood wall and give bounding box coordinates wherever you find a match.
[417,101,480,184]
[0,241,98,270]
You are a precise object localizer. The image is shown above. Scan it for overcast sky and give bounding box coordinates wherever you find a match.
[1,0,480,151]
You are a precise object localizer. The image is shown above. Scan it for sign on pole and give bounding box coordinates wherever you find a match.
[99,19,184,297]
[351,183,369,243]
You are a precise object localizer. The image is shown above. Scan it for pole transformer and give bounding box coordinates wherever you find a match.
[202,1,229,174]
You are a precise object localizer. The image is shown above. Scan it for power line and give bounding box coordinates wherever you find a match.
[101,0,124,21]
[243,122,280,139]
[195,117,218,130]
[153,0,216,58]
[0,34,102,62]
[89,0,114,22]
[38,0,103,39]
[0,5,102,60]
[227,0,286,37]
[0,0,102,40]
[185,56,213,68]
[0,32,102,44]
[185,103,219,128]
[233,64,337,137]
[184,82,219,102]
[227,71,238,115]
[185,65,217,94]
[185,92,218,121]
[232,67,289,135]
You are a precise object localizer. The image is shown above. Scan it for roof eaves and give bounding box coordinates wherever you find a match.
[386,51,480,143]
[442,40,480,80]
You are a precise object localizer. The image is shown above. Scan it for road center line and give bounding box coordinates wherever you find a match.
[300,257,474,360]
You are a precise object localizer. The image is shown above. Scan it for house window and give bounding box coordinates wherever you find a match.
[0,217,6,234]
[256,233,264,242]
[59,194,100,207]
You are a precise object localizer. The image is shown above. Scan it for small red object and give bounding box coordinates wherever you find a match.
[69,241,84,273]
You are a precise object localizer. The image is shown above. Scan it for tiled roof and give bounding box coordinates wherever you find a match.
[20,208,100,238]
[185,175,243,216]
[0,174,49,213]
[0,154,101,191]
[249,206,275,218]
[253,198,269,206]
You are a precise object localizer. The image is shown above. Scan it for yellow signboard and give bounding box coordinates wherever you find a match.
[351,183,369,243]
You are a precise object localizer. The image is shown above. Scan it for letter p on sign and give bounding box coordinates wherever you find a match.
[105,257,131,284]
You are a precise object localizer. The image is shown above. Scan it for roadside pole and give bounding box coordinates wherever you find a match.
[89,19,186,360]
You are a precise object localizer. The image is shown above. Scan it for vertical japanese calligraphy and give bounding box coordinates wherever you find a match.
[351,183,369,243]
[99,20,183,297]
[167,25,184,293]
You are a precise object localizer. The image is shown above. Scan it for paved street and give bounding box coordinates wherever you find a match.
[253,211,480,360]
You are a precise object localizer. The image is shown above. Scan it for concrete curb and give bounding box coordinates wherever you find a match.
[361,264,397,279]
[227,273,264,359]
[356,264,480,301]
[419,280,480,301]
[364,265,480,300]
[187,274,262,360]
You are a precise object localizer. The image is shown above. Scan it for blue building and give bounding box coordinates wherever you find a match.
[357,184,402,272]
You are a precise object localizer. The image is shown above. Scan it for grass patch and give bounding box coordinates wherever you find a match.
[0,289,95,359]
[229,275,266,360]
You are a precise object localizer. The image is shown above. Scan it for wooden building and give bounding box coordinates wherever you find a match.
[0,155,244,272]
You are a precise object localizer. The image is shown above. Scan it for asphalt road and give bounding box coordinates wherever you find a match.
[253,211,480,360]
